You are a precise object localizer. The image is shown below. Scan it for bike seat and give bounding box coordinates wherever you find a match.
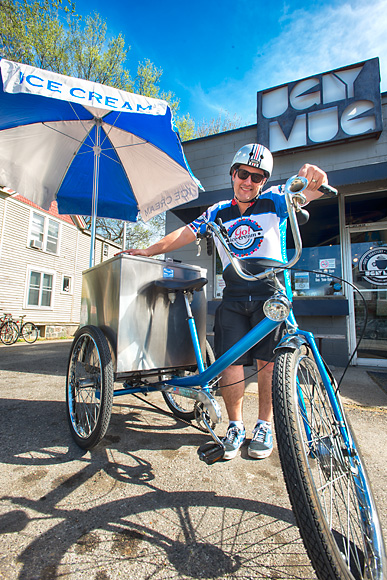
[154,277,208,293]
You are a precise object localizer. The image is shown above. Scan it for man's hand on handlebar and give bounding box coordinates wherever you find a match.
[297,164,328,202]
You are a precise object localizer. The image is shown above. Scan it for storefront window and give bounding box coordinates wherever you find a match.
[287,197,341,297]
[345,190,387,225]
[346,193,387,362]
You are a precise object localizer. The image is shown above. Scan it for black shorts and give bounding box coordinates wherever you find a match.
[214,300,283,366]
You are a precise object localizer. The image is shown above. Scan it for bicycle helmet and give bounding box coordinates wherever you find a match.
[230,143,273,178]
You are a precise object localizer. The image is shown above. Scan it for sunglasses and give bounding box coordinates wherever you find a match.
[236,168,266,184]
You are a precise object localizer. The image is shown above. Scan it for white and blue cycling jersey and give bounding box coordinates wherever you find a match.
[188,186,292,301]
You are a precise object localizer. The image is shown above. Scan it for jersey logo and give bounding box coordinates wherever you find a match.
[228,218,264,257]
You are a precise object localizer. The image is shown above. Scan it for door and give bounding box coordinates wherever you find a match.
[347,224,387,366]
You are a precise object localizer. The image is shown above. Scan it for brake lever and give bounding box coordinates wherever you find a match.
[195,238,202,257]
[215,218,230,243]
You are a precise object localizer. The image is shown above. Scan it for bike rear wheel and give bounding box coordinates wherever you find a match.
[0,321,19,345]
[21,322,38,343]
[66,325,114,449]
[162,340,216,421]
[273,346,386,580]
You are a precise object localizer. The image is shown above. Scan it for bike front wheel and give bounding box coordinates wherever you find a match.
[21,322,39,343]
[162,340,216,421]
[66,325,114,449]
[0,321,19,345]
[273,346,386,580]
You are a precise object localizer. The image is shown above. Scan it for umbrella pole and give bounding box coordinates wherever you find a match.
[122,222,127,250]
[89,120,102,267]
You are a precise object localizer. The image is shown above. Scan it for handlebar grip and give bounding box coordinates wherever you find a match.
[318,183,338,197]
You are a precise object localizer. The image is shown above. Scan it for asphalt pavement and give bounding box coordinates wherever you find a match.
[0,340,386,580]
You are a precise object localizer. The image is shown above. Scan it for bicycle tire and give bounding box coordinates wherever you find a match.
[21,322,38,343]
[0,321,19,345]
[66,325,114,450]
[272,345,386,580]
[162,340,216,421]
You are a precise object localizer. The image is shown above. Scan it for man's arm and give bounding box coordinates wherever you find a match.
[117,225,196,257]
[297,163,328,203]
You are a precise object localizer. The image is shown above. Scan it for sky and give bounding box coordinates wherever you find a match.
[73,0,387,127]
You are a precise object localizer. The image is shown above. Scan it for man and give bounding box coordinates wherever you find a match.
[122,144,328,460]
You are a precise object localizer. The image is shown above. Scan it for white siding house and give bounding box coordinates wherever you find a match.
[0,188,120,338]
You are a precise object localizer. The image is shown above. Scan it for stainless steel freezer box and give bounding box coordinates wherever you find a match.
[79,254,207,375]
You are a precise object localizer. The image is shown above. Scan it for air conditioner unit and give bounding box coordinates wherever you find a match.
[30,239,43,249]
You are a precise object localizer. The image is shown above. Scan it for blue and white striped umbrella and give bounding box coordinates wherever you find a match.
[0,59,202,262]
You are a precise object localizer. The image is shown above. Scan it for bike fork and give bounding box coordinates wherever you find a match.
[296,330,354,454]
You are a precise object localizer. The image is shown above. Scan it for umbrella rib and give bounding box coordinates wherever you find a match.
[42,122,86,145]
[99,110,124,148]
[113,142,149,149]
[41,99,98,148]
[68,100,95,136]
[99,150,121,164]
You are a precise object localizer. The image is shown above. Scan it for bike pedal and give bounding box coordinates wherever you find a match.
[197,442,224,464]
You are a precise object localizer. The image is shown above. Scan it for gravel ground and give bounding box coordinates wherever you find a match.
[0,340,386,580]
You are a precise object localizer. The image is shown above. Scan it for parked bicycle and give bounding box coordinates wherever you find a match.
[0,313,39,345]
[66,175,386,580]
[0,313,17,345]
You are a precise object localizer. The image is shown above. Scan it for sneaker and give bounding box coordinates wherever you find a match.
[222,424,246,460]
[248,422,273,459]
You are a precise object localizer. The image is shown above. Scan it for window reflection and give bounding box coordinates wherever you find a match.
[287,197,341,297]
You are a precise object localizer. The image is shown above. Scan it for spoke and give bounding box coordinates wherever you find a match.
[295,354,375,578]
[68,335,102,439]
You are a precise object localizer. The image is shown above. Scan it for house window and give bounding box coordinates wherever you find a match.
[46,220,59,253]
[29,211,60,253]
[27,270,54,308]
[62,275,73,294]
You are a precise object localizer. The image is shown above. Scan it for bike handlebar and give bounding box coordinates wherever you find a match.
[199,175,338,283]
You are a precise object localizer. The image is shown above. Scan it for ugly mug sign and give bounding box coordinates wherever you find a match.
[358,247,387,286]
[257,58,382,152]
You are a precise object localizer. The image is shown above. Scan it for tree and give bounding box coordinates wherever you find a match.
[175,113,196,142]
[0,0,73,73]
[82,217,153,248]
[195,112,242,138]
[68,11,132,90]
